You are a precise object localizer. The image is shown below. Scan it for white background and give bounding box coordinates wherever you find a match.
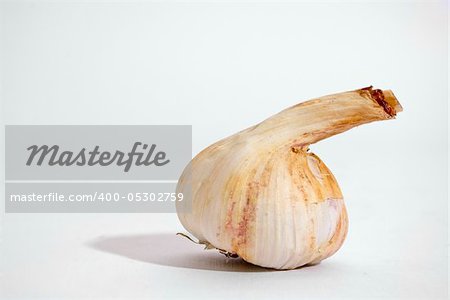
[0,1,448,299]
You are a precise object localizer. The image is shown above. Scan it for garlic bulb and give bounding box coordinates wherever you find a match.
[176,87,402,270]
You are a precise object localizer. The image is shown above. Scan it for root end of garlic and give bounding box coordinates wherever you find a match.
[177,232,239,257]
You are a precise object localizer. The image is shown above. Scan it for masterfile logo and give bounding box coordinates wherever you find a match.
[6,125,191,180]
[26,142,170,172]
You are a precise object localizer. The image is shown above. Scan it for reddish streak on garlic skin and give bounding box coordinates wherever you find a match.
[229,181,259,255]
[236,196,257,247]
[224,184,258,256]
[225,159,273,257]
[225,201,236,230]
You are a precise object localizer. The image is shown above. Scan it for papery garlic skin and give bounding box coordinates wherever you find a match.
[176,87,401,269]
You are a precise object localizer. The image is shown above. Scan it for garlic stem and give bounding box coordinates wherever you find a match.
[249,86,401,150]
